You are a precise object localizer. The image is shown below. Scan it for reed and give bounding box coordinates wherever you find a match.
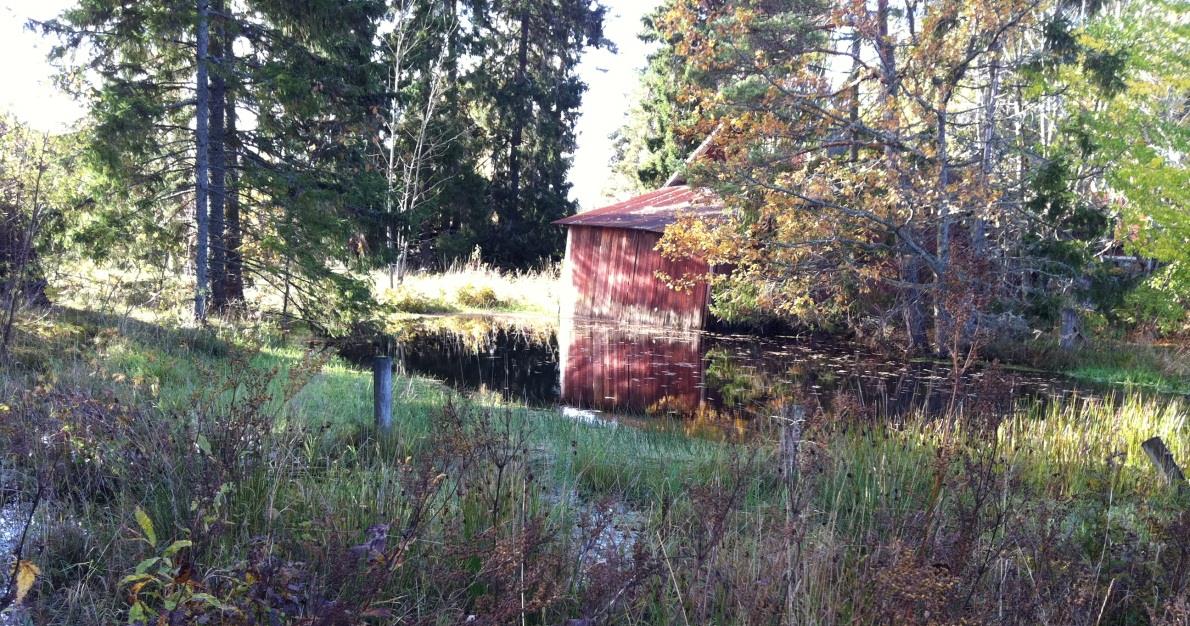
[373,254,560,318]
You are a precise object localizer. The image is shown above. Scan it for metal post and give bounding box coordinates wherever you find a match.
[373,355,393,432]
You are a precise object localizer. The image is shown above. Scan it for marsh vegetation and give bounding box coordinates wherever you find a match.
[1,297,1187,624]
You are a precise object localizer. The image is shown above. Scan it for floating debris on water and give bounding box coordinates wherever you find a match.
[339,315,1168,429]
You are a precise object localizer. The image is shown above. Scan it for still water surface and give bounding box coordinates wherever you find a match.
[372,316,1130,428]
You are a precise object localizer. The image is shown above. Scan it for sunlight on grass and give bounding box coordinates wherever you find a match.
[373,253,559,317]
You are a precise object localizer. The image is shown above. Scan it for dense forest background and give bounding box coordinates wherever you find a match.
[2,0,1187,351]
[5,0,607,331]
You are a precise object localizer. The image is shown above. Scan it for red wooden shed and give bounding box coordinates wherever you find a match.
[554,184,723,330]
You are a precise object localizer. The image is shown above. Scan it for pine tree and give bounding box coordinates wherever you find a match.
[42,0,386,328]
[610,1,702,193]
[465,0,609,267]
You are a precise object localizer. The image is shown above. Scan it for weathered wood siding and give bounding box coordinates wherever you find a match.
[560,225,710,329]
[559,322,703,413]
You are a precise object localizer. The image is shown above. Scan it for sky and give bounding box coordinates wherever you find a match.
[0,0,660,210]
[1,0,85,132]
[569,0,663,209]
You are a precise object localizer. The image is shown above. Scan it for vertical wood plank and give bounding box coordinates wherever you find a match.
[561,225,712,330]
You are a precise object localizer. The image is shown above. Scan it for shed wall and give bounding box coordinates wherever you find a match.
[561,225,710,329]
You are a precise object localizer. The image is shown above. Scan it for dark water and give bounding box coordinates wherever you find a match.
[354,316,1133,425]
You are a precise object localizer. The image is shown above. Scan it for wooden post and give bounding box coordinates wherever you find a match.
[780,403,806,623]
[374,355,393,432]
[1141,436,1186,487]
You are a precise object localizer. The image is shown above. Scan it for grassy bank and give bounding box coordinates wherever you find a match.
[1065,342,1190,394]
[992,338,1190,395]
[375,258,559,318]
[1,305,1188,624]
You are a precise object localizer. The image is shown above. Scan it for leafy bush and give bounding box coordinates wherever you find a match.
[380,286,454,314]
[1118,263,1190,337]
[455,283,504,309]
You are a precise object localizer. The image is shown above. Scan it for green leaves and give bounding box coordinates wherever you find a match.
[195,433,212,456]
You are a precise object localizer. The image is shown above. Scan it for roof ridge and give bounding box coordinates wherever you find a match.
[553,185,723,234]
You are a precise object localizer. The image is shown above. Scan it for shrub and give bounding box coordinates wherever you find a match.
[381,286,453,314]
[1119,268,1189,338]
[455,283,504,309]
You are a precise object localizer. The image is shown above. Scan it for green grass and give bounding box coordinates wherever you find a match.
[2,304,1188,625]
[987,335,1190,394]
[1063,341,1190,394]
[1069,362,1190,394]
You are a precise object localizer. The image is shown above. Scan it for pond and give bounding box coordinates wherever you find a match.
[351,315,1148,432]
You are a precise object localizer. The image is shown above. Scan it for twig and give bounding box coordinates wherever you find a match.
[0,484,43,614]
[656,531,691,626]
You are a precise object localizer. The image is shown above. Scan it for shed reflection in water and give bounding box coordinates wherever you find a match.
[372,316,1112,432]
[559,323,705,415]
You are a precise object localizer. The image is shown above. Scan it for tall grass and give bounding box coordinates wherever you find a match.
[374,254,560,317]
[2,306,1187,624]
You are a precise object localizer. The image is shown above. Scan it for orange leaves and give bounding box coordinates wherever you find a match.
[650,0,1047,332]
[658,212,740,268]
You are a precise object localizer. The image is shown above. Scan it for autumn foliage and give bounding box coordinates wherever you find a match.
[655,0,1177,349]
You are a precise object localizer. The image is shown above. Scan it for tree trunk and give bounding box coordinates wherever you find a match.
[208,0,227,311]
[503,10,530,231]
[224,82,244,305]
[975,41,1002,259]
[1059,305,1080,349]
[848,30,860,163]
[875,0,929,353]
[902,255,930,351]
[384,18,404,287]
[933,94,954,356]
[194,0,211,321]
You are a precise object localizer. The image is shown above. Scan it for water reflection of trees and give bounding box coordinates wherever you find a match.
[386,316,559,404]
[355,316,1123,431]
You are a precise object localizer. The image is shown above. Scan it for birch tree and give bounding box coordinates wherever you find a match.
[377,0,458,285]
[0,117,77,360]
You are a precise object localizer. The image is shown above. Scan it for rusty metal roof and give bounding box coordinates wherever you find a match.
[553,185,724,233]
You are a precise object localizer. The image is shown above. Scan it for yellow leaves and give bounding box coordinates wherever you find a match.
[135,506,157,546]
[127,577,151,598]
[12,559,40,606]
[658,213,741,267]
[753,48,767,68]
